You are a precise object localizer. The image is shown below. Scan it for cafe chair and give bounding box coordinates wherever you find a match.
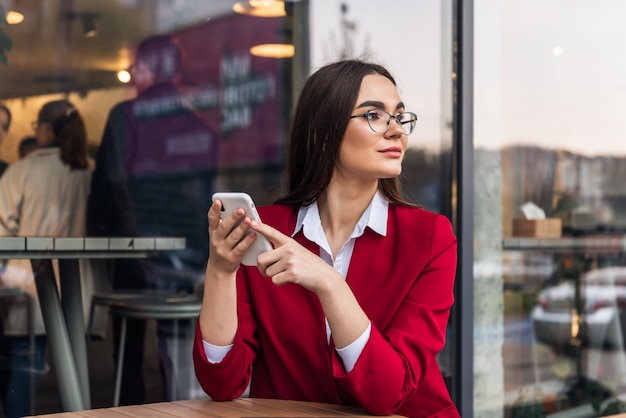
[0,287,36,416]
[107,294,202,406]
[85,288,185,345]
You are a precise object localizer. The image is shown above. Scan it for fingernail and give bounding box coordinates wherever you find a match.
[250,220,259,228]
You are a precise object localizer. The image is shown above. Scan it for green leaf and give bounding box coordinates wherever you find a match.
[0,4,13,65]
[0,29,13,51]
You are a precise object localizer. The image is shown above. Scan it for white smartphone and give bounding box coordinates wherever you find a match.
[211,192,273,266]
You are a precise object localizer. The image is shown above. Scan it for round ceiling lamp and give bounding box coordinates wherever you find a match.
[117,69,131,83]
[233,0,286,18]
[250,43,294,58]
[5,11,24,25]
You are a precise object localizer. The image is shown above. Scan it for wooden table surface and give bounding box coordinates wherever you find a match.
[25,398,406,417]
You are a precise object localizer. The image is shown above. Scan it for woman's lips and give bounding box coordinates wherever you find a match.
[380,147,402,158]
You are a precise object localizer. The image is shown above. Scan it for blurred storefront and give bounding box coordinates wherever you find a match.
[1,0,625,417]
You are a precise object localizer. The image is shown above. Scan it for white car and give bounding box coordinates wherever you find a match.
[531,267,626,350]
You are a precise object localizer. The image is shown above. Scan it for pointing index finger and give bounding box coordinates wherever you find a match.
[250,220,288,246]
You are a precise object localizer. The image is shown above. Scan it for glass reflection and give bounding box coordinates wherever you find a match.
[0,0,455,415]
[475,0,626,415]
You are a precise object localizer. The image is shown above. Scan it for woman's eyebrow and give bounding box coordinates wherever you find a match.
[355,100,384,109]
[355,100,405,110]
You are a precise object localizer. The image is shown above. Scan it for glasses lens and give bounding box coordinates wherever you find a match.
[365,109,389,134]
[398,113,417,135]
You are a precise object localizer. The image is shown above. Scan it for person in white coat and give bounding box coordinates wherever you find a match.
[0,99,97,418]
[0,103,11,175]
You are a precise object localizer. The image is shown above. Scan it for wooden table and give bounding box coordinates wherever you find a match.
[24,398,406,417]
[0,236,186,413]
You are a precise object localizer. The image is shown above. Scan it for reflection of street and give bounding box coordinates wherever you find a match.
[503,313,626,414]
[532,266,626,352]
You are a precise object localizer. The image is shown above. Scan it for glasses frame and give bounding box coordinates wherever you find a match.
[349,109,418,135]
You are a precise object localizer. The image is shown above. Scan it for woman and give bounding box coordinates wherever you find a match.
[193,60,459,418]
[0,99,94,418]
[0,103,12,175]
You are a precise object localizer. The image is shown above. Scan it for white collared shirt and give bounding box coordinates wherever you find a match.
[204,192,389,373]
[293,190,388,279]
[293,191,387,371]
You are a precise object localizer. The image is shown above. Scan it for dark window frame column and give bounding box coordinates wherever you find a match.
[451,0,474,417]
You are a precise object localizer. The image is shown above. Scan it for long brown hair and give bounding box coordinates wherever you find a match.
[37,100,88,170]
[275,59,418,208]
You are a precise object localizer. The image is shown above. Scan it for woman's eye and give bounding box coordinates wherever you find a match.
[367,110,383,120]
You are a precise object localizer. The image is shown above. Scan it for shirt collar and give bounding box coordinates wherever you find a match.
[292,191,388,238]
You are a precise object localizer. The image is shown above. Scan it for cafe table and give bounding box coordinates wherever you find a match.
[0,236,186,413]
[23,398,406,417]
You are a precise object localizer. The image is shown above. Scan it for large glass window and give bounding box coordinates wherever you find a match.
[475,1,626,416]
[0,0,456,414]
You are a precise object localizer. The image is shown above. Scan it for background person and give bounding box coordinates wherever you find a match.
[18,136,38,159]
[0,104,12,176]
[0,99,96,418]
[0,102,12,418]
[88,33,218,404]
[193,59,459,418]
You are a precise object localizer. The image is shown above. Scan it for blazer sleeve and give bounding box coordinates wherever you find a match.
[193,267,259,400]
[332,214,457,415]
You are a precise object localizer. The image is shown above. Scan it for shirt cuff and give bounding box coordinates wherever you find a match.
[335,321,371,373]
[202,340,233,364]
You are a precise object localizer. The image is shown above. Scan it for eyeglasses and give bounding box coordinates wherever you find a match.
[349,109,418,135]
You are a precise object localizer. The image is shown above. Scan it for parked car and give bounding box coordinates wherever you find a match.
[531,267,626,351]
[474,252,559,292]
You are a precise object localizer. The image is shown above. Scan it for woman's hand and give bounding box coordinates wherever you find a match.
[201,199,251,346]
[207,199,260,274]
[251,220,370,350]
[251,220,342,294]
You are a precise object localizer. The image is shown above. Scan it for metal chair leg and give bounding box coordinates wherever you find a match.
[113,318,127,407]
[172,319,179,401]
[86,299,97,347]
[26,294,35,416]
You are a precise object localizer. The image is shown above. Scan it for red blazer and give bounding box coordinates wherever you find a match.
[193,203,459,418]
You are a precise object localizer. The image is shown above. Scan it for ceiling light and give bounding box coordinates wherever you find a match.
[117,69,131,83]
[5,10,24,25]
[5,11,24,25]
[233,0,286,17]
[250,43,294,58]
